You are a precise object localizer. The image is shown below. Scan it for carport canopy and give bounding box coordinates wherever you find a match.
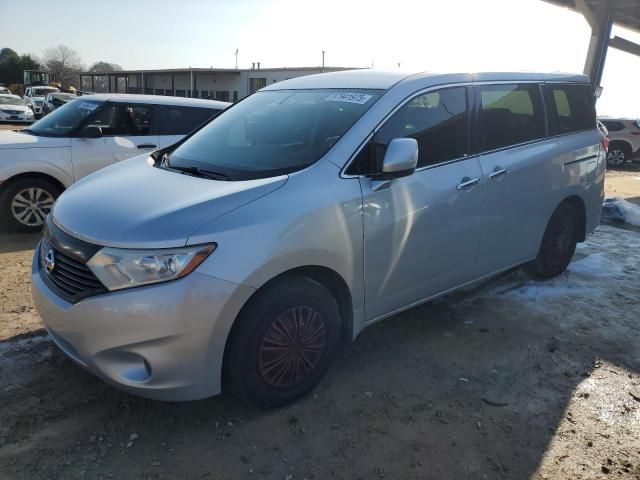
[544,0,640,89]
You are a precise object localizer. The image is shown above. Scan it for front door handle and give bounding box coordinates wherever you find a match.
[489,168,509,179]
[137,144,157,149]
[456,177,480,190]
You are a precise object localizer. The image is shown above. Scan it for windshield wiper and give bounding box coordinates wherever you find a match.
[21,128,39,136]
[168,164,230,181]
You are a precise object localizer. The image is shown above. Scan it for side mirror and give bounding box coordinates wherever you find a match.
[381,138,418,178]
[79,125,102,139]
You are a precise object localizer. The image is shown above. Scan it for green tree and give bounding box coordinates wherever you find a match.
[0,48,42,86]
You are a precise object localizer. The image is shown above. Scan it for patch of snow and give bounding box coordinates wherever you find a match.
[602,197,640,227]
[614,198,640,227]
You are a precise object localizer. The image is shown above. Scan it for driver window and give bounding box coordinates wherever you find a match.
[376,87,469,168]
[347,87,469,175]
[87,105,117,134]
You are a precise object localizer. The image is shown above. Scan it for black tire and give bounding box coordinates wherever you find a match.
[527,202,579,279]
[223,275,341,408]
[606,142,631,169]
[0,178,61,233]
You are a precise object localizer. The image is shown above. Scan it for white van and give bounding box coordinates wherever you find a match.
[0,94,229,231]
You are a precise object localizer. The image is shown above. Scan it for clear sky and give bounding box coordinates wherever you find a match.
[2,0,639,117]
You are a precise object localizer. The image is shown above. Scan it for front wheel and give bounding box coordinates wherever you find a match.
[223,275,341,407]
[0,178,60,232]
[527,203,579,279]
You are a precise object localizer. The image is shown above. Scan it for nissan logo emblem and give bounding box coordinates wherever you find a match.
[45,249,56,274]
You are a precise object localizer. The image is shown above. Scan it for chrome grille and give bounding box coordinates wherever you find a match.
[39,240,105,302]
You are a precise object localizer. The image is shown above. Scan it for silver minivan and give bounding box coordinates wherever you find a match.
[32,70,605,406]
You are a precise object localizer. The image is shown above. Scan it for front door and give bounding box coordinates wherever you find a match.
[357,86,485,322]
[70,103,118,180]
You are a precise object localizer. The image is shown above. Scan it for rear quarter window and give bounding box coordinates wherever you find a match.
[158,106,220,135]
[546,84,595,135]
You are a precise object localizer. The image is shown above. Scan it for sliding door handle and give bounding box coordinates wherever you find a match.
[137,144,157,149]
[489,168,509,179]
[456,177,480,190]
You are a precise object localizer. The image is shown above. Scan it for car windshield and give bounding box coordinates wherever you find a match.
[167,89,383,180]
[51,93,75,102]
[0,97,24,106]
[33,88,57,97]
[27,99,103,137]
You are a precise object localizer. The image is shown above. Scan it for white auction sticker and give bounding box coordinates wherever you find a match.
[326,92,372,104]
[78,102,98,110]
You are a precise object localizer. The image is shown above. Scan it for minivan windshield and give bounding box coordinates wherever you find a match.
[166,89,383,180]
[26,99,103,137]
[32,88,58,97]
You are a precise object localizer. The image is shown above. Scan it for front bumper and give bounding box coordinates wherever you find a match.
[0,112,34,123]
[32,246,254,401]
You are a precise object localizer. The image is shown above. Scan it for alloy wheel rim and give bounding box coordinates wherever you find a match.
[258,306,327,388]
[607,149,625,166]
[10,188,54,227]
[548,216,574,270]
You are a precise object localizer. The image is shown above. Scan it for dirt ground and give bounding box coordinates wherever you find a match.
[1,127,640,479]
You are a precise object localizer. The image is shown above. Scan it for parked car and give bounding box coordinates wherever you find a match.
[0,94,35,123]
[32,71,605,407]
[0,86,12,95]
[24,86,60,117]
[0,94,229,231]
[42,92,77,115]
[598,118,640,168]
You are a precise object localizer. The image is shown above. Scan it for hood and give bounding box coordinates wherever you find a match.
[0,131,70,150]
[52,155,288,248]
[0,104,30,113]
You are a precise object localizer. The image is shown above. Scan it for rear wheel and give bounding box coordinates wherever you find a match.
[527,202,579,279]
[0,178,60,232]
[223,275,341,407]
[606,142,630,168]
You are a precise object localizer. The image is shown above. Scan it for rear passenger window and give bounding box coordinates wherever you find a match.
[109,105,154,136]
[158,106,220,135]
[375,87,469,168]
[477,84,545,151]
[547,84,595,134]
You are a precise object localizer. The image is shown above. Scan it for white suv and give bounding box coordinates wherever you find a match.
[24,86,60,117]
[599,118,640,168]
[0,94,229,231]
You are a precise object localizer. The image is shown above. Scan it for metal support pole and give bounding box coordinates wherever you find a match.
[190,69,193,98]
[172,73,175,96]
[108,75,111,93]
[581,0,613,89]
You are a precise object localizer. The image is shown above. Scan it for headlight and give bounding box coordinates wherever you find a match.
[87,244,215,291]
[25,109,33,115]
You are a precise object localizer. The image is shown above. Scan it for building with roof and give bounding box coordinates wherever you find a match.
[79,66,357,102]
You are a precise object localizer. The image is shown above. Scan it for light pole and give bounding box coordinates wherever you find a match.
[235,49,239,69]
[322,50,325,71]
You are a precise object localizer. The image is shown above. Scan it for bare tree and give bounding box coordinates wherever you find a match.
[42,45,84,88]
